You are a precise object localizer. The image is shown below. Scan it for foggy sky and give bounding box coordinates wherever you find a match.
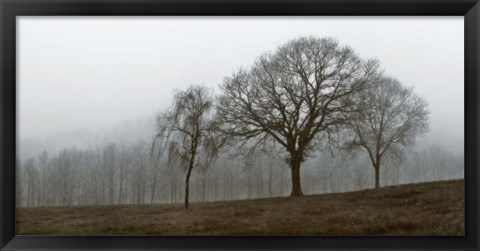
[17,16,464,156]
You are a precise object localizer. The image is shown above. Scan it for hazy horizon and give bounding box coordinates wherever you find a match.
[17,16,464,159]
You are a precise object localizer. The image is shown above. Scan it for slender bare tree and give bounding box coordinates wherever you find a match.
[23,158,37,207]
[343,76,429,189]
[149,140,165,204]
[103,143,118,205]
[131,141,148,204]
[156,85,216,209]
[53,149,77,206]
[16,158,23,207]
[117,144,129,205]
[216,36,379,196]
[37,151,48,206]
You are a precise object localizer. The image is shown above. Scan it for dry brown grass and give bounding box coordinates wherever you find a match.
[16,179,464,235]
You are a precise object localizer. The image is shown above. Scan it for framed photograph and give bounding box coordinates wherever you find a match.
[1,0,479,250]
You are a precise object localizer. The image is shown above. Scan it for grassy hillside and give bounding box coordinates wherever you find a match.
[16,179,464,235]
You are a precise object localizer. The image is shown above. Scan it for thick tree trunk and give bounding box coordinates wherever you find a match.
[184,161,194,209]
[290,153,304,197]
[374,165,380,189]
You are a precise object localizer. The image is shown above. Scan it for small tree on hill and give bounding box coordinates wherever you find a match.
[156,85,216,209]
[343,76,429,189]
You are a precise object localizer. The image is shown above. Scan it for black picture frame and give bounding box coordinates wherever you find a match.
[1,0,478,250]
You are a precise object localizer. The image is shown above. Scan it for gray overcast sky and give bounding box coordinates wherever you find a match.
[17,16,464,154]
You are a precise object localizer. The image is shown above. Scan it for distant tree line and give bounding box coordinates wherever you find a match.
[16,142,463,207]
[18,36,458,208]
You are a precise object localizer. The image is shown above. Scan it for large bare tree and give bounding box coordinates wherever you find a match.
[156,85,216,209]
[216,37,379,196]
[344,76,429,189]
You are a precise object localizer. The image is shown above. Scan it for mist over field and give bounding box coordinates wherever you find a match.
[16,17,464,235]
[18,17,463,158]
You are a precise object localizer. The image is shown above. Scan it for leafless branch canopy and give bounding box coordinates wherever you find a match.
[156,85,215,166]
[343,75,430,188]
[155,85,221,208]
[216,37,380,159]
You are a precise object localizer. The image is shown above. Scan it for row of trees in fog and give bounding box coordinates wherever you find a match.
[17,142,463,207]
[155,37,429,208]
[19,36,439,208]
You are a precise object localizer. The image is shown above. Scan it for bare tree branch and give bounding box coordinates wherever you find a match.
[343,76,430,189]
[216,36,380,196]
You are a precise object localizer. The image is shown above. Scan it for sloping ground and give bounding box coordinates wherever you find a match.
[16,179,464,235]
